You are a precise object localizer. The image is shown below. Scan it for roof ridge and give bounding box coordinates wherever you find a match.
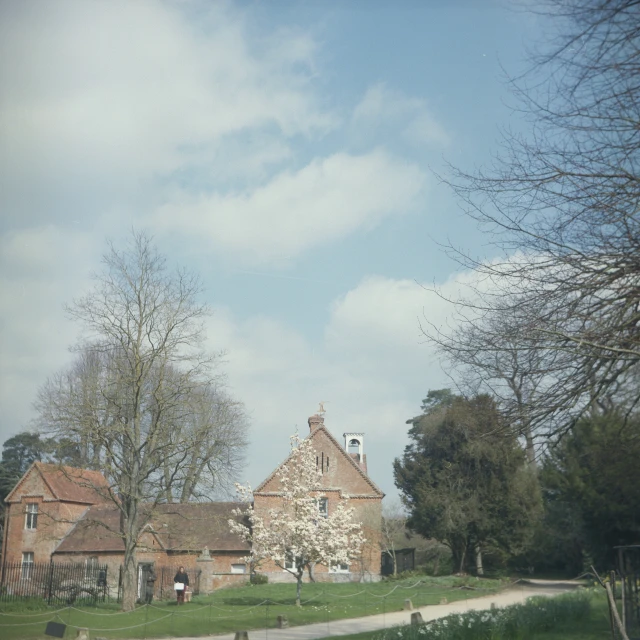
[34,461,62,499]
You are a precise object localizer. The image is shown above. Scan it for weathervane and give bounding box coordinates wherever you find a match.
[318,401,328,415]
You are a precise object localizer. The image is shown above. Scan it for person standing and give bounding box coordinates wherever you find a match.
[145,569,157,605]
[173,566,189,605]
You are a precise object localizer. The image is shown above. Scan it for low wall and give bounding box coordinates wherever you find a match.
[262,571,381,584]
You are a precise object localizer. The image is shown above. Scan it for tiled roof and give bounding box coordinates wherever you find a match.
[36,463,112,503]
[152,502,251,551]
[54,502,251,554]
[5,462,112,504]
[54,504,122,553]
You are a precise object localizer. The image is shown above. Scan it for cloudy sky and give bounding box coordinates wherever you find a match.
[0,0,544,499]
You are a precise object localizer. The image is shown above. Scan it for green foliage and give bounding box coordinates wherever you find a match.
[394,392,541,573]
[375,590,594,640]
[541,411,640,568]
[420,389,455,415]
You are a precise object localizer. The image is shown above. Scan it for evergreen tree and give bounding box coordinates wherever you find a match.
[394,392,540,574]
[541,411,640,568]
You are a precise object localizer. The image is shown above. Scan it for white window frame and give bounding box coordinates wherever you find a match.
[230,563,246,574]
[317,497,328,518]
[329,563,350,573]
[25,503,38,530]
[284,551,298,572]
[86,555,98,577]
[22,552,34,579]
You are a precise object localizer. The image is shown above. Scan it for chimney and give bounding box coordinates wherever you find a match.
[308,414,324,432]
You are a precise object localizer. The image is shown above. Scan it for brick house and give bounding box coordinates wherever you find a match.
[253,413,384,582]
[1,413,383,594]
[1,462,112,567]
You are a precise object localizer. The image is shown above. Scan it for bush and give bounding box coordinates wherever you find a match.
[250,573,268,585]
[375,590,592,640]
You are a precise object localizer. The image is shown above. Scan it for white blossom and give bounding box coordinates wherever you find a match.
[229,433,366,605]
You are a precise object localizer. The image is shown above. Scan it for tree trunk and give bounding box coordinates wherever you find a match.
[458,544,467,574]
[475,545,484,576]
[121,543,138,611]
[306,562,316,582]
[296,571,303,607]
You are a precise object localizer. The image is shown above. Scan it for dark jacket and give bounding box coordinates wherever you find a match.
[174,571,189,588]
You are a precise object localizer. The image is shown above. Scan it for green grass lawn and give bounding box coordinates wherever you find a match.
[0,575,505,639]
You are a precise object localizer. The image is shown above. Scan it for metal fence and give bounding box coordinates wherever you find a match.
[0,561,109,604]
[117,564,201,602]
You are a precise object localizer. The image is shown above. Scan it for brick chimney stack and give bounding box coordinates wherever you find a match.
[308,414,324,432]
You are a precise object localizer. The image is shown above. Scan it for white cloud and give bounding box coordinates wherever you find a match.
[353,82,450,147]
[0,223,476,499]
[0,0,334,224]
[0,226,99,436]
[152,150,427,265]
[202,274,462,497]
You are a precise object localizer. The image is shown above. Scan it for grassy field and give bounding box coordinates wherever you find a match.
[0,575,505,639]
[330,590,612,640]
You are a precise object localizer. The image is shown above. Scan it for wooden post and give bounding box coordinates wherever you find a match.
[591,565,630,640]
[404,599,413,611]
[411,612,424,625]
[235,632,250,640]
[277,616,289,628]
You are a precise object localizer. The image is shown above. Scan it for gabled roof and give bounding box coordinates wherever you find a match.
[5,462,112,505]
[254,420,384,498]
[53,502,251,554]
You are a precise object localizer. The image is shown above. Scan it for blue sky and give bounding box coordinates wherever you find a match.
[0,0,543,499]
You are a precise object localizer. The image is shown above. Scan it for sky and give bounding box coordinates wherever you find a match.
[0,0,544,500]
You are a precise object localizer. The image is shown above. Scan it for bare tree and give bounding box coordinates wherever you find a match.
[423,304,572,462]
[380,500,407,576]
[34,231,247,610]
[434,0,640,438]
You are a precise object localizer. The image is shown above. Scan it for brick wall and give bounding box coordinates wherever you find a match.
[252,425,383,583]
[3,471,90,565]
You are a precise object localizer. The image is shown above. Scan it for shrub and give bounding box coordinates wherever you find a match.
[250,573,268,585]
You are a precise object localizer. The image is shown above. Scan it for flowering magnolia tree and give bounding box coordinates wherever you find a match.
[230,434,365,605]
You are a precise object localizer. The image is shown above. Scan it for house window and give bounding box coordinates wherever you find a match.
[231,564,246,574]
[317,497,328,518]
[284,552,298,571]
[22,552,34,579]
[86,556,98,577]
[330,563,349,573]
[25,504,38,530]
